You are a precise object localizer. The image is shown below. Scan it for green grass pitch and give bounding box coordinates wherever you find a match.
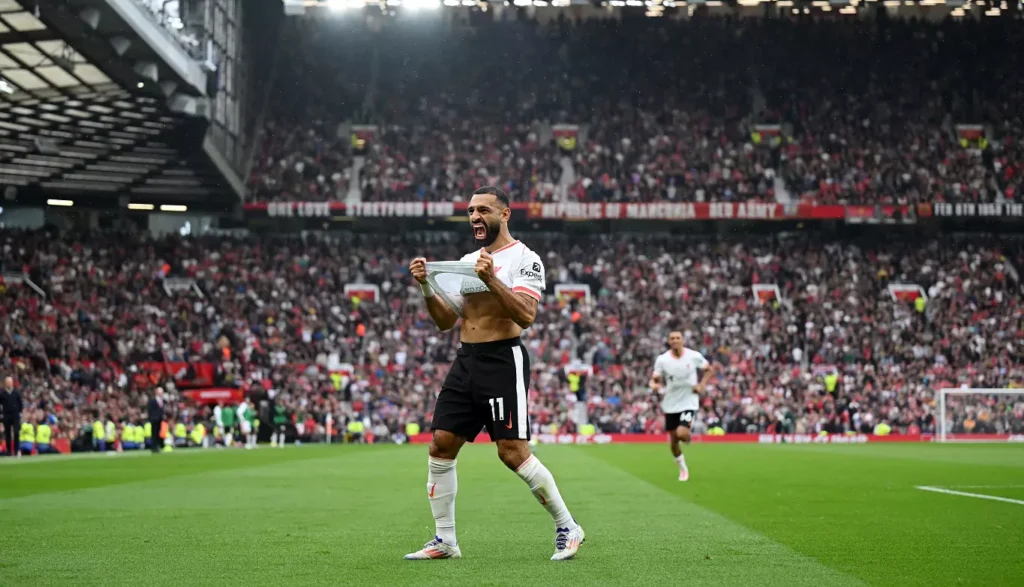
[1,443,1022,586]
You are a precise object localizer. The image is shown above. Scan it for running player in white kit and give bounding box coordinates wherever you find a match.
[649,331,716,481]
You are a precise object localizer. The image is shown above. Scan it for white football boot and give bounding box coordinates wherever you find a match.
[551,523,585,561]
[404,536,462,560]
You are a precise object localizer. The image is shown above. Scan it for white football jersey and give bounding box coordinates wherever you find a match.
[459,240,545,302]
[652,348,709,413]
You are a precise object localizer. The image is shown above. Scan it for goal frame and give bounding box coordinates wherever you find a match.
[937,388,1022,443]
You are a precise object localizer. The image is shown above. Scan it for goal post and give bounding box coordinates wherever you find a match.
[937,388,1024,443]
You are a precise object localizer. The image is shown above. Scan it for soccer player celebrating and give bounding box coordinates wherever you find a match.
[649,331,716,481]
[405,186,584,562]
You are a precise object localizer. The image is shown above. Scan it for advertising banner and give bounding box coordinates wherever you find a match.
[404,432,998,444]
[180,388,245,405]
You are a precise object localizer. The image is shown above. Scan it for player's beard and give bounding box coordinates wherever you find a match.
[472,218,500,247]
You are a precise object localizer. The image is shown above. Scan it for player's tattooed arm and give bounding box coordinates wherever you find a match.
[424,295,460,332]
[476,251,538,328]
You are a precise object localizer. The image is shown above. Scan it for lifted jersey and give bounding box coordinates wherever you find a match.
[458,240,544,302]
[652,348,709,413]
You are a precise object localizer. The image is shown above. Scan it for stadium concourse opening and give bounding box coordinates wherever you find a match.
[0,0,239,213]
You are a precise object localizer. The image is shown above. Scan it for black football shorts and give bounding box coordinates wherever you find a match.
[665,410,697,431]
[432,337,531,442]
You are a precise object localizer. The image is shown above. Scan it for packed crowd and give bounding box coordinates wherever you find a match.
[249,17,1024,207]
[2,227,1023,452]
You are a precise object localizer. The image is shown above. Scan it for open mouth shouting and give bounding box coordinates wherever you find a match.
[472,222,488,241]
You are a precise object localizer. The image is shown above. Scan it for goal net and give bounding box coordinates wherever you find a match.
[936,389,1024,443]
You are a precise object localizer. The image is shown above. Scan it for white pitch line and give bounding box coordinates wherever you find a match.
[916,486,1024,506]
[950,485,1024,489]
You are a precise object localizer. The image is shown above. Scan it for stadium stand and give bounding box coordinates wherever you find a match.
[3,229,1023,449]
[249,18,1023,206]
[4,12,1024,454]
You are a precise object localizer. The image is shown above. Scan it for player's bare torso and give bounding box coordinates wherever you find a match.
[455,240,543,344]
[460,291,523,344]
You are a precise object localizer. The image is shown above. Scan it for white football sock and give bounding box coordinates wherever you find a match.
[515,455,577,530]
[427,457,458,545]
[676,454,687,470]
[225,434,233,447]
[249,434,256,447]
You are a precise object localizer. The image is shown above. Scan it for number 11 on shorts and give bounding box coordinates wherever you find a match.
[488,397,505,421]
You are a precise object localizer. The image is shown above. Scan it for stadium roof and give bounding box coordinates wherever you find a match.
[0,0,237,212]
[284,0,977,14]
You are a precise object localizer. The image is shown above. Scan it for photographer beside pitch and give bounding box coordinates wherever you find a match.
[405,186,585,562]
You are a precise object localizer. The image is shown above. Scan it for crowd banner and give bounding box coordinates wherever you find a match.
[261,201,457,218]
[926,202,1024,218]
[180,388,245,405]
[12,434,1021,456]
[407,432,1024,444]
[524,202,840,221]
[241,201,1024,223]
[248,201,850,220]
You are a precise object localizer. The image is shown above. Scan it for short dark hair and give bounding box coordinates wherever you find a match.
[472,186,510,208]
